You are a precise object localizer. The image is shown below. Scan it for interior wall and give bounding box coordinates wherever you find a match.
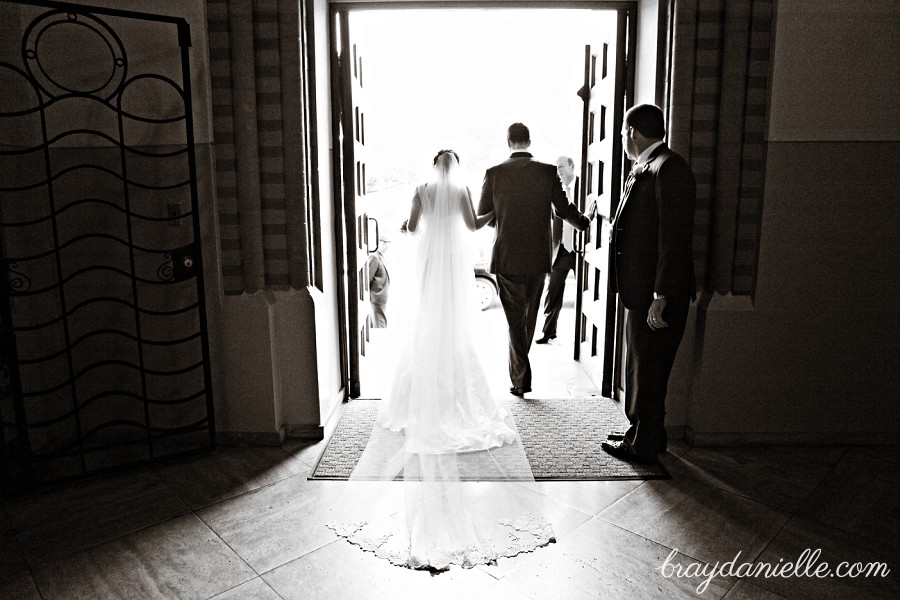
[674,0,900,444]
[203,0,345,443]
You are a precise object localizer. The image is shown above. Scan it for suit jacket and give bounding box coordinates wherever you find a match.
[552,177,579,264]
[610,144,696,311]
[478,152,590,275]
[366,251,389,305]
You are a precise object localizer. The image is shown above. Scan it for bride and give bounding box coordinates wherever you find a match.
[327,149,555,571]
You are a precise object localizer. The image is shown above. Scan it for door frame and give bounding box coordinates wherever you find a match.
[327,0,642,401]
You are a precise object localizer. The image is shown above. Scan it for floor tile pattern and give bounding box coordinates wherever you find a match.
[3,303,897,599]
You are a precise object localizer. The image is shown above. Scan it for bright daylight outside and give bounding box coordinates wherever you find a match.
[352,8,615,396]
[356,8,615,259]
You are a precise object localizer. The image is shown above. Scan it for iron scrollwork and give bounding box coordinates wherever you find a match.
[6,262,32,295]
[157,246,197,283]
[0,1,214,489]
[157,252,174,282]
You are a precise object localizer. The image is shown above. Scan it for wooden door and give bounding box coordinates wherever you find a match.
[334,11,371,398]
[573,9,632,398]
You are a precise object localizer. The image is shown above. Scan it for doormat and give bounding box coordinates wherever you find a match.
[309,398,669,481]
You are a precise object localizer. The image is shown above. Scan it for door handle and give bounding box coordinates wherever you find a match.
[367,217,379,252]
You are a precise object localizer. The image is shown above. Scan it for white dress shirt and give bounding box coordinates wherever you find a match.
[561,179,576,252]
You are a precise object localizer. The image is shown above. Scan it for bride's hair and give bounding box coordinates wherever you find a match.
[433,148,459,167]
[432,149,460,186]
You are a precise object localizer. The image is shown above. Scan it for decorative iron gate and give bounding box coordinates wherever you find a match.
[0,0,214,490]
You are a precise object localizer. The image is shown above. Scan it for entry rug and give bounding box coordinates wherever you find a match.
[309,398,669,480]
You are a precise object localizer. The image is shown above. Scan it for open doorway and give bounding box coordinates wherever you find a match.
[331,5,633,400]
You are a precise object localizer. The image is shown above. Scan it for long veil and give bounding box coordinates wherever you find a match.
[327,154,555,571]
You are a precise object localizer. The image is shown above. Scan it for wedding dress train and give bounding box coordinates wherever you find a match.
[327,154,555,570]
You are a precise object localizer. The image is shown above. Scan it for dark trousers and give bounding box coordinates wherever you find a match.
[497,273,546,389]
[541,247,575,337]
[623,298,689,457]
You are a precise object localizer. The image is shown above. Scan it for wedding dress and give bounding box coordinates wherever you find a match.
[327,153,556,571]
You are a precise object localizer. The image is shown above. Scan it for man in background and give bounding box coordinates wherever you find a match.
[537,155,579,345]
[367,234,390,328]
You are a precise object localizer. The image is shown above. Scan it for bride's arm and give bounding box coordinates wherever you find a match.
[475,210,494,230]
[460,187,476,231]
[407,188,423,232]
[462,187,493,231]
[471,187,494,230]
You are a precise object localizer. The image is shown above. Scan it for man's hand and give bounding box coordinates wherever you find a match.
[587,199,598,221]
[647,298,668,331]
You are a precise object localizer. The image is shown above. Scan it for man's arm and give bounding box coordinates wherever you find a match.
[550,175,591,231]
[654,158,696,298]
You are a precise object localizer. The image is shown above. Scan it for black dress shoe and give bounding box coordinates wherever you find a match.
[509,386,532,397]
[601,441,657,465]
[535,334,557,345]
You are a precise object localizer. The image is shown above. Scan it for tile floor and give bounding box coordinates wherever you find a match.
[2,300,898,599]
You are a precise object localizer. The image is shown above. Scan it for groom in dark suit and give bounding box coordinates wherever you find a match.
[602,104,696,464]
[478,123,593,397]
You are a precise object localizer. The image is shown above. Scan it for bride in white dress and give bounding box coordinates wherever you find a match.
[328,149,555,571]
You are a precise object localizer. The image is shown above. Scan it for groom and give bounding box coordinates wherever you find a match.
[478,123,594,397]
